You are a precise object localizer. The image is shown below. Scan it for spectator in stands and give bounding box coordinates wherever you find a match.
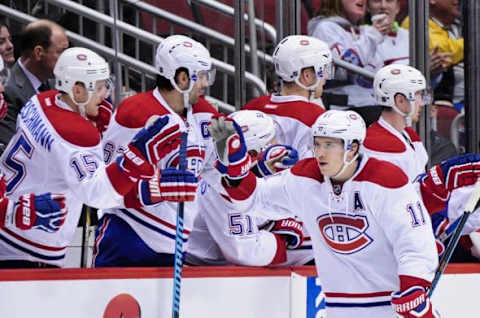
[308,0,389,125]
[0,18,14,68]
[0,56,8,121]
[0,19,69,153]
[401,0,464,106]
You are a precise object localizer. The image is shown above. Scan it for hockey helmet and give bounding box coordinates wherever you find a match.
[229,110,276,154]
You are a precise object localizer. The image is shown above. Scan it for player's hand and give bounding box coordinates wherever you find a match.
[208,114,252,179]
[10,193,67,232]
[256,144,298,177]
[116,115,182,181]
[391,286,437,318]
[87,100,114,134]
[138,167,198,204]
[265,218,304,249]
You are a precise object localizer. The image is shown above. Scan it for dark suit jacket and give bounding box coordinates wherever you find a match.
[0,61,36,152]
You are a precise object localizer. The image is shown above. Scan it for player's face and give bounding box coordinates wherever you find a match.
[368,0,400,24]
[341,0,367,25]
[313,136,346,177]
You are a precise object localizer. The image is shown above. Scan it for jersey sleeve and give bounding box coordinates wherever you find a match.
[57,143,125,209]
[371,182,438,283]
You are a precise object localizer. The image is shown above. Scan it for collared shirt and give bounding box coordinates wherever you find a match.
[18,58,42,93]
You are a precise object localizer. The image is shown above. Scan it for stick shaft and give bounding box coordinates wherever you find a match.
[172,132,188,318]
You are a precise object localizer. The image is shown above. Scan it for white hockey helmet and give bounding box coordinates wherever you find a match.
[374,64,432,119]
[54,47,111,117]
[155,35,215,94]
[273,35,334,90]
[229,110,276,154]
[312,110,366,151]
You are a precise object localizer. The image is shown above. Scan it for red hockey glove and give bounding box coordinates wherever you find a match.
[419,153,480,214]
[256,144,299,177]
[138,167,198,204]
[264,218,304,249]
[0,192,67,232]
[391,286,436,318]
[208,114,252,179]
[115,115,183,181]
[87,100,114,134]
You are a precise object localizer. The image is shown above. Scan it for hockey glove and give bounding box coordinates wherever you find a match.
[116,115,182,181]
[391,286,437,318]
[138,167,198,204]
[256,144,299,177]
[87,100,114,134]
[0,192,67,232]
[208,114,252,179]
[264,218,304,249]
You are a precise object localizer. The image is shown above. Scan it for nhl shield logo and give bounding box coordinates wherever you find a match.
[317,213,373,254]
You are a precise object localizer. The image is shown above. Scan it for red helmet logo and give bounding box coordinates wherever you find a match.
[183,41,193,47]
[77,54,87,61]
[349,113,358,120]
[300,39,310,46]
[391,69,401,75]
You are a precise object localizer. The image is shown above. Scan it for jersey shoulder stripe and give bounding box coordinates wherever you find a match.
[193,96,220,116]
[291,158,325,182]
[363,121,406,153]
[115,90,170,128]
[37,91,101,147]
[354,157,408,188]
[404,126,422,142]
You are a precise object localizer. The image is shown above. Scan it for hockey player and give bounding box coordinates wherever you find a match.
[362,64,432,182]
[210,110,439,318]
[243,35,332,159]
[0,47,182,268]
[186,110,306,266]
[93,35,217,267]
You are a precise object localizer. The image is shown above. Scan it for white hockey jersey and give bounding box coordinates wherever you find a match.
[0,91,125,266]
[100,89,217,254]
[309,16,409,107]
[223,156,438,317]
[362,117,428,182]
[243,94,325,159]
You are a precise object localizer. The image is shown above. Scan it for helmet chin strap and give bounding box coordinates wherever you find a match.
[392,100,416,127]
[294,76,320,93]
[171,78,194,110]
[332,150,359,180]
[69,91,93,118]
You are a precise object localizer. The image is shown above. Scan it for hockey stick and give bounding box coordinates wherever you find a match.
[172,132,188,318]
[428,180,480,297]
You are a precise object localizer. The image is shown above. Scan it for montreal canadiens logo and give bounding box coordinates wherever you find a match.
[317,213,373,254]
[166,146,206,175]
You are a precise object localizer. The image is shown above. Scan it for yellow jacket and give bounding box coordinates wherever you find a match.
[401,17,463,65]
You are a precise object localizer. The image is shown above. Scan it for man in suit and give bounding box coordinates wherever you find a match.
[0,19,68,153]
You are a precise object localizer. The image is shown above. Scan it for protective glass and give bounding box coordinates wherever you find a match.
[195,68,216,86]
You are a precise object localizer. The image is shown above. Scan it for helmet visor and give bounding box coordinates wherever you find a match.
[196,68,216,86]
[92,77,114,98]
[415,88,433,105]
